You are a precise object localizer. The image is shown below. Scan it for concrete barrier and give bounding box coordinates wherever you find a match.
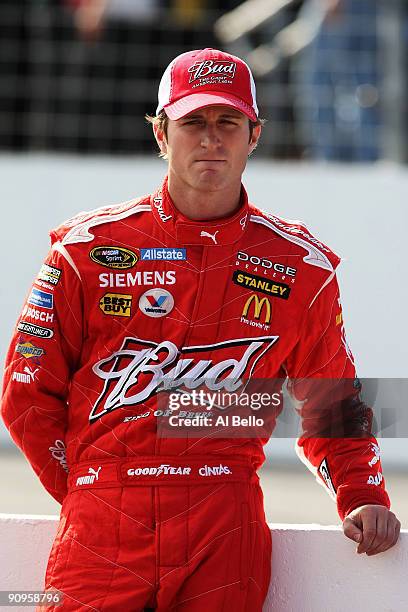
[0,514,406,611]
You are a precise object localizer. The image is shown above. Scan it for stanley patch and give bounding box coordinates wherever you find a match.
[233,270,291,300]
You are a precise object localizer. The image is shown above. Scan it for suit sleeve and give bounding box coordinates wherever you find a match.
[285,272,390,520]
[1,242,83,504]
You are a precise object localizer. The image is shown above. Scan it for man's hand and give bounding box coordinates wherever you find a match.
[343,505,401,556]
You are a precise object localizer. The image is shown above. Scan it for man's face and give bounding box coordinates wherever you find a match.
[154,105,261,193]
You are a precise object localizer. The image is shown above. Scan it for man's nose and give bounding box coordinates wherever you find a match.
[200,125,221,148]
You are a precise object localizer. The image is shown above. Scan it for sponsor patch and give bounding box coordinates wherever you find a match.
[368,443,381,467]
[199,464,232,476]
[28,288,53,309]
[76,467,102,486]
[49,439,68,472]
[99,293,132,317]
[38,263,62,286]
[17,321,54,339]
[367,472,383,486]
[188,59,236,86]
[127,464,191,477]
[34,278,55,291]
[318,458,336,496]
[140,248,187,261]
[99,270,176,288]
[15,341,45,359]
[266,214,331,253]
[236,251,297,277]
[90,335,279,422]
[12,366,39,384]
[90,246,138,269]
[153,197,172,223]
[22,305,54,323]
[139,289,174,318]
[233,270,291,300]
[200,230,219,244]
[241,294,271,330]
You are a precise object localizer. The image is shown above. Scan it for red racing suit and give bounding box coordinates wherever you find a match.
[1,177,390,611]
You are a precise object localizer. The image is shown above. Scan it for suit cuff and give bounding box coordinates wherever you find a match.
[336,484,390,521]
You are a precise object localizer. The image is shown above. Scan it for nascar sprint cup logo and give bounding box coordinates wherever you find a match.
[90,335,279,422]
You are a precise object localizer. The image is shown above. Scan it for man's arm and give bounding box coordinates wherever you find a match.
[1,242,83,504]
[285,272,400,554]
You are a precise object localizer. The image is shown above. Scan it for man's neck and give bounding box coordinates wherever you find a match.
[167,175,242,221]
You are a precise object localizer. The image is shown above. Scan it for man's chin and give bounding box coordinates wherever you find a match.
[194,173,228,191]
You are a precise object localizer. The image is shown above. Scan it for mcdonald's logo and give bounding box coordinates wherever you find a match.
[242,294,271,324]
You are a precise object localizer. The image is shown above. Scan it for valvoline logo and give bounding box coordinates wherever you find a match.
[145,294,167,308]
[139,289,174,318]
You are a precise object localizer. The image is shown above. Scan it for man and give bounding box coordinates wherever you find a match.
[1,48,400,611]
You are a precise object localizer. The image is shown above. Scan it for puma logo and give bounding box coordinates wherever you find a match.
[76,466,102,486]
[24,366,39,381]
[200,230,219,244]
[88,467,102,480]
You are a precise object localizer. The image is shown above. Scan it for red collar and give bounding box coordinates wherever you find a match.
[151,176,250,246]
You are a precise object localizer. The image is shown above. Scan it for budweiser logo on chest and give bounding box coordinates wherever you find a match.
[90,335,279,422]
[188,60,236,86]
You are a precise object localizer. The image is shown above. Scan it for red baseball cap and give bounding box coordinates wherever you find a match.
[156,48,259,121]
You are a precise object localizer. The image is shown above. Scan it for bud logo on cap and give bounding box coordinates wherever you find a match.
[188,60,237,84]
[156,48,258,122]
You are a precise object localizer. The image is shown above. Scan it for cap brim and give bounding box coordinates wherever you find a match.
[163,92,257,122]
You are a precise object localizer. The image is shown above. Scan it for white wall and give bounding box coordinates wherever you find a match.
[1,155,407,464]
[0,515,406,612]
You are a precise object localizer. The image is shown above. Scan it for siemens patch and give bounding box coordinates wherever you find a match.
[233,270,291,300]
[140,248,187,261]
[28,288,53,309]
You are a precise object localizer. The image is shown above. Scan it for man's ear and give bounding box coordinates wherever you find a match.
[154,125,168,156]
[248,124,262,156]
